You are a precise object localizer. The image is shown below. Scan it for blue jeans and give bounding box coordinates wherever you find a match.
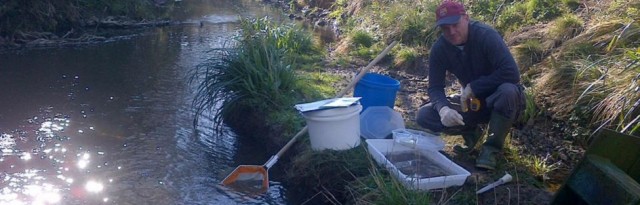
[416,83,525,133]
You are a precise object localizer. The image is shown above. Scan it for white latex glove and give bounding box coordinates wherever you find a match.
[460,84,474,112]
[438,106,465,127]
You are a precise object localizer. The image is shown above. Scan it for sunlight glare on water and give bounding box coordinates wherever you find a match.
[0,118,111,204]
[0,0,294,204]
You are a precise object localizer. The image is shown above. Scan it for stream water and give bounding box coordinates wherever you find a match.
[0,0,299,204]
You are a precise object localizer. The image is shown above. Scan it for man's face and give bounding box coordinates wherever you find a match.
[439,15,469,46]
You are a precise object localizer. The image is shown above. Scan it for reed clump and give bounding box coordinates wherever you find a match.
[192,17,325,138]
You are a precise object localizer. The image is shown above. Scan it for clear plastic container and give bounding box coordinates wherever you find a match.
[360,106,405,139]
[392,128,444,151]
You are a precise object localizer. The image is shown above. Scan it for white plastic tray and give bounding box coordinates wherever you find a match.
[366,139,470,190]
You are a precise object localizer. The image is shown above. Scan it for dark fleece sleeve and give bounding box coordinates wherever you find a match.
[427,39,450,113]
[469,29,520,96]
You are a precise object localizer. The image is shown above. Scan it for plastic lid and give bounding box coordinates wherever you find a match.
[360,106,405,139]
[392,128,445,150]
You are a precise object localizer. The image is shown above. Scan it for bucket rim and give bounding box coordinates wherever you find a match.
[359,73,400,88]
[302,104,363,118]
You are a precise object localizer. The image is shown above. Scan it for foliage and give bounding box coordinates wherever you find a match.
[393,45,419,68]
[524,154,560,181]
[328,0,348,21]
[549,13,584,41]
[495,2,528,34]
[241,17,322,65]
[466,0,514,25]
[496,0,564,34]
[561,0,581,11]
[514,39,545,71]
[286,145,372,204]
[352,43,384,60]
[0,0,168,37]
[520,87,539,125]
[192,17,320,134]
[347,149,433,204]
[296,72,343,99]
[377,2,434,46]
[350,29,375,48]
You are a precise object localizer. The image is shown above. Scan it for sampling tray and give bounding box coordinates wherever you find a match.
[366,139,470,190]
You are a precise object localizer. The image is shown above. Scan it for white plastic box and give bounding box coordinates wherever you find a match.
[366,139,471,190]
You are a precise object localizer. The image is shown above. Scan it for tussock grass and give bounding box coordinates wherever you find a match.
[533,18,639,135]
[376,1,435,46]
[519,87,540,126]
[504,143,552,186]
[192,17,322,135]
[496,0,563,34]
[514,39,545,71]
[549,13,584,41]
[534,60,578,119]
[561,0,581,11]
[393,45,419,69]
[350,30,375,48]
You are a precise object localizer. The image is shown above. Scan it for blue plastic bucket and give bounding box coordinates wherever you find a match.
[354,73,400,111]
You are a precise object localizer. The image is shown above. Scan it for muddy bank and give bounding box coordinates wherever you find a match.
[0,17,173,52]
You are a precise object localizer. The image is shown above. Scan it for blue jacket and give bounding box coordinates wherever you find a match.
[427,21,520,112]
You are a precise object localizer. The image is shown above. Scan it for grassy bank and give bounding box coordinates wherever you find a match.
[324,0,639,137]
[289,0,638,203]
[197,0,638,204]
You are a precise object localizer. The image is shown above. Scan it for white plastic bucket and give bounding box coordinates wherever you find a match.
[302,104,362,151]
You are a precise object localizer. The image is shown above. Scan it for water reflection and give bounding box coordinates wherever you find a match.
[0,0,294,204]
[0,117,111,204]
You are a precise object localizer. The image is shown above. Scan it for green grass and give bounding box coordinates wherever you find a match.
[296,72,343,100]
[520,87,540,125]
[496,0,564,34]
[549,13,584,41]
[561,0,581,11]
[192,17,321,134]
[350,29,375,48]
[286,144,372,204]
[346,147,433,204]
[393,45,419,69]
[514,39,545,71]
[496,2,529,34]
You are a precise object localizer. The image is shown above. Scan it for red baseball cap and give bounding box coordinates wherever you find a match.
[435,1,466,26]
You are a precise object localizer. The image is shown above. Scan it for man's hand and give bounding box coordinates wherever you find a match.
[439,106,465,127]
[460,84,474,112]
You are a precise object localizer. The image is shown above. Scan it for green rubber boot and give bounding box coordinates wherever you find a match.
[476,112,513,170]
[453,126,482,154]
